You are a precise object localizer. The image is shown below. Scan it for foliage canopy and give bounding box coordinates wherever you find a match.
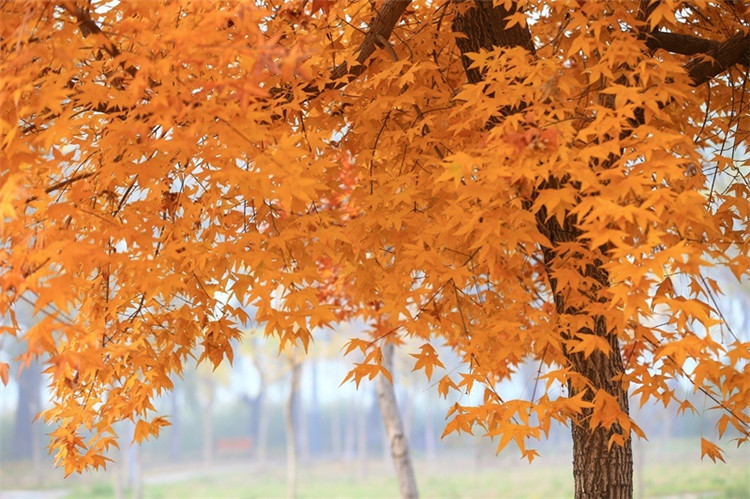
[1,0,749,484]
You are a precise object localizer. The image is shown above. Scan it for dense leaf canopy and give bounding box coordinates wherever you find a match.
[1,0,749,476]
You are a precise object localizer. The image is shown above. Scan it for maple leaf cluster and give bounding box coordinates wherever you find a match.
[1,0,750,476]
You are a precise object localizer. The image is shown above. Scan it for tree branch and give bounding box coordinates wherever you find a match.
[646,31,720,56]
[334,0,412,80]
[452,0,534,85]
[686,31,750,86]
[25,172,95,205]
[63,4,137,78]
[301,0,412,95]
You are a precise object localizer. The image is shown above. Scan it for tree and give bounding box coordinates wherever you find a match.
[2,1,750,497]
[375,341,419,499]
[284,353,302,499]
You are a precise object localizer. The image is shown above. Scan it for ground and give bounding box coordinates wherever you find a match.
[2,438,748,498]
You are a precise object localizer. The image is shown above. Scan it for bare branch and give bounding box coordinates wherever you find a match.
[686,31,750,86]
[63,4,137,78]
[301,0,412,95]
[646,31,721,56]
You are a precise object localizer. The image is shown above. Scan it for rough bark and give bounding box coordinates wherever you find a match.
[375,343,419,499]
[451,0,534,84]
[452,2,633,497]
[685,32,750,86]
[645,31,721,55]
[537,214,634,498]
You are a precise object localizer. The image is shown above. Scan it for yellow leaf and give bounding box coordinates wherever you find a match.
[700,438,726,463]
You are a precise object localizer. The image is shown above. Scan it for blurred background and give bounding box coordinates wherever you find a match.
[1,268,749,499]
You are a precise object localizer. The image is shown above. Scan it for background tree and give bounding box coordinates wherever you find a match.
[2,1,750,498]
[375,341,419,499]
[284,351,302,499]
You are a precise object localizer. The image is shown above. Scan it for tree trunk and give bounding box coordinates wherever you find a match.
[331,396,342,458]
[452,3,633,497]
[567,341,633,498]
[128,442,142,499]
[356,392,368,479]
[344,395,356,460]
[257,389,269,463]
[298,375,309,462]
[539,218,633,498]
[114,458,123,499]
[375,343,419,499]
[201,378,215,469]
[308,359,321,457]
[247,341,269,463]
[123,420,143,499]
[566,329,633,498]
[12,359,42,462]
[244,390,264,461]
[285,361,301,499]
[169,385,181,462]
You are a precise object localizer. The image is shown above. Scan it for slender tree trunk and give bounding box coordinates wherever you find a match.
[331,397,342,458]
[298,376,309,462]
[12,359,41,462]
[169,385,181,462]
[128,443,142,499]
[248,342,268,463]
[375,343,419,499]
[114,458,123,499]
[201,378,215,469]
[285,361,301,499]
[123,420,143,499]
[345,395,356,460]
[245,390,264,461]
[257,391,269,463]
[11,359,42,484]
[381,425,390,465]
[356,398,367,479]
[308,359,321,457]
[452,3,633,497]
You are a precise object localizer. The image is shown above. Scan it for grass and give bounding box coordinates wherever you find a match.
[88,456,578,499]
[136,456,747,499]
[8,438,750,498]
